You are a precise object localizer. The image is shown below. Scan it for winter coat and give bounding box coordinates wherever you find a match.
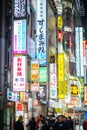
[14,120,24,130]
[54,121,67,130]
[26,119,36,130]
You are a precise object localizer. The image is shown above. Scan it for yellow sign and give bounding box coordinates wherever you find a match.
[57,16,63,28]
[79,78,84,98]
[71,85,79,96]
[58,54,64,81]
[55,108,62,113]
[58,81,67,99]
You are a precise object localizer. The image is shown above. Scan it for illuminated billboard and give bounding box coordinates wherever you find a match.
[75,27,84,77]
[13,20,26,54]
[31,59,39,81]
[58,54,64,81]
[13,0,27,19]
[49,63,57,99]
[13,56,26,91]
[39,67,47,82]
[36,0,46,65]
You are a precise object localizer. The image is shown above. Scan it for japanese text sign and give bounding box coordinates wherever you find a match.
[13,56,26,91]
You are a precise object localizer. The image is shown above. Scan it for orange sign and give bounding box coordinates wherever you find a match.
[31,60,39,81]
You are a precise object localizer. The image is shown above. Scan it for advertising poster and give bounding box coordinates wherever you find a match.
[36,85,47,102]
[31,59,39,81]
[49,63,57,99]
[13,0,27,19]
[36,0,46,65]
[13,20,26,54]
[58,54,64,81]
[13,56,26,92]
[39,67,47,82]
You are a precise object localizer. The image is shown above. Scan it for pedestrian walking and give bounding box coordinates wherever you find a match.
[48,115,55,130]
[53,115,67,130]
[14,115,24,130]
[66,116,74,130]
[26,117,36,130]
[42,119,50,130]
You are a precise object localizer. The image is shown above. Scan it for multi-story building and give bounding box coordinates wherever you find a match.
[0,0,87,130]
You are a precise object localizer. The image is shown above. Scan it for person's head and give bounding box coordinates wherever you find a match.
[18,115,23,122]
[49,115,53,120]
[40,114,43,119]
[58,115,63,122]
[62,115,67,121]
[67,116,71,120]
[32,117,35,121]
[55,117,58,122]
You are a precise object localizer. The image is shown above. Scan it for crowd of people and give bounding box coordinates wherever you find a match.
[14,113,87,130]
[14,114,74,130]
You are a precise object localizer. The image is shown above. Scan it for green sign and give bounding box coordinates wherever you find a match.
[39,67,47,82]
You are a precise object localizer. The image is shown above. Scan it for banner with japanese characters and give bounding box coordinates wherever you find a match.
[13,0,27,19]
[58,54,64,81]
[31,59,39,81]
[13,20,26,54]
[36,85,47,102]
[49,63,57,99]
[39,67,47,82]
[13,56,26,91]
[36,0,46,65]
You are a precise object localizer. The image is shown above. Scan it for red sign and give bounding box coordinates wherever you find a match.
[57,30,62,42]
[16,102,23,111]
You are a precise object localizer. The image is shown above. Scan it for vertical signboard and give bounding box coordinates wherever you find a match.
[13,0,27,19]
[31,59,39,81]
[36,0,46,65]
[49,63,57,99]
[13,56,26,91]
[84,86,87,105]
[75,27,80,76]
[58,54,64,81]
[13,20,26,54]
[79,27,84,77]
[83,40,86,65]
[57,16,63,29]
[79,78,84,99]
[37,85,47,102]
[39,67,47,82]
[58,81,67,99]
[75,27,84,77]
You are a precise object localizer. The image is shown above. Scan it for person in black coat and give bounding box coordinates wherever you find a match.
[14,115,24,130]
[48,115,55,130]
[42,119,50,130]
[66,116,74,130]
[54,115,67,130]
[26,117,36,130]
